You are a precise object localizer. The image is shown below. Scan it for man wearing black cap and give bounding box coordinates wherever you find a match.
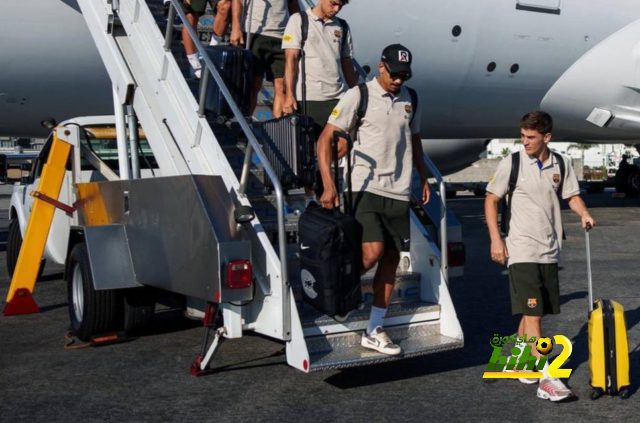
[316,44,430,355]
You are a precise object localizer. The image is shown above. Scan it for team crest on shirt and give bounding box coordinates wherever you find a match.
[528,298,537,308]
[553,173,560,184]
[331,107,341,118]
[405,104,412,114]
[334,29,342,38]
[283,34,293,42]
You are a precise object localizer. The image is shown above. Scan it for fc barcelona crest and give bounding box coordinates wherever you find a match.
[528,298,537,308]
[334,29,342,38]
[553,173,560,184]
[405,104,412,114]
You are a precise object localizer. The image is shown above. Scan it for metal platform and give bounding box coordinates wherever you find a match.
[306,323,464,372]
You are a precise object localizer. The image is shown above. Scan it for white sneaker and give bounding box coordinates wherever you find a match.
[361,326,402,356]
[190,65,202,80]
[537,378,574,402]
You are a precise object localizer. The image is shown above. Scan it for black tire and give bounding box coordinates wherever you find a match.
[626,166,640,194]
[6,217,45,280]
[591,388,604,400]
[614,166,631,193]
[67,243,118,342]
[122,288,156,335]
[619,388,630,400]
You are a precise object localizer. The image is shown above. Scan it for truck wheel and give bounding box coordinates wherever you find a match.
[626,167,640,194]
[67,243,118,342]
[122,288,156,335]
[7,217,45,279]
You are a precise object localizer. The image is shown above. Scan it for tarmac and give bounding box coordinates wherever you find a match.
[1,183,639,422]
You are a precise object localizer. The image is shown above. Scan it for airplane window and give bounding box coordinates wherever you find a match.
[510,64,520,74]
[487,62,497,72]
[452,25,462,37]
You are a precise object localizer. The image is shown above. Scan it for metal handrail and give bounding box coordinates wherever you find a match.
[165,0,291,337]
[421,152,448,285]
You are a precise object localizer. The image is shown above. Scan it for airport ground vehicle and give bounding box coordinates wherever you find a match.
[4,0,464,373]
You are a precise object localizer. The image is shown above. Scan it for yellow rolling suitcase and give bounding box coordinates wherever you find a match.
[586,225,630,400]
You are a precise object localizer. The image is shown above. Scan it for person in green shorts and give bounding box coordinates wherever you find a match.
[230,0,300,117]
[281,0,357,206]
[485,111,596,402]
[174,0,231,78]
[317,45,430,356]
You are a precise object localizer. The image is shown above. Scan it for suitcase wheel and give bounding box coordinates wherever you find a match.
[619,388,630,400]
[590,388,604,400]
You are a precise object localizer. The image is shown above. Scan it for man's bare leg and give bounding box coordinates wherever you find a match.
[183,13,201,56]
[213,0,231,39]
[361,243,402,355]
[249,75,264,116]
[272,77,285,118]
[372,249,400,309]
[522,315,543,361]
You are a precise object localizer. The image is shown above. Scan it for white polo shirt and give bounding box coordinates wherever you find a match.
[328,78,421,201]
[243,0,289,38]
[487,151,581,265]
[281,9,354,101]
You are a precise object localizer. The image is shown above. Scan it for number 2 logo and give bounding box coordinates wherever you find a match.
[547,335,573,378]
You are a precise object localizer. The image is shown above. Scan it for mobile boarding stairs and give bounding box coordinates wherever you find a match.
[6,0,464,373]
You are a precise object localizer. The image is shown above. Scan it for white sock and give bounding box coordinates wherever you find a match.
[305,196,316,207]
[187,53,201,70]
[366,306,386,335]
[209,34,222,46]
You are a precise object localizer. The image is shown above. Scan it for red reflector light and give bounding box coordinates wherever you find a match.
[448,242,466,267]
[227,260,252,289]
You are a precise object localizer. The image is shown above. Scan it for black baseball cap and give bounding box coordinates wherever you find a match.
[381,44,412,74]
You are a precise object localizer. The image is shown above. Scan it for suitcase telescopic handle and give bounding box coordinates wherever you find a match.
[332,131,353,215]
[585,222,594,313]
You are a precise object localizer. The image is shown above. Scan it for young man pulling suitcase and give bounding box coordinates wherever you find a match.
[316,45,430,356]
[484,111,596,402]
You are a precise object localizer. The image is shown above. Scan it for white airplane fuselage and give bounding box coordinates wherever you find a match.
[2,1,640,144]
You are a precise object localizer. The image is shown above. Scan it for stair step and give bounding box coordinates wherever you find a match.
[306,323,463,372]
[301,300,439,337]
